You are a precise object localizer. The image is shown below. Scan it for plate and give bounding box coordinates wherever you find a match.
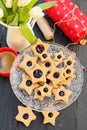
[10,43,84,112]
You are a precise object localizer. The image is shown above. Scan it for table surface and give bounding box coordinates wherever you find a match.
[0,0,87,130]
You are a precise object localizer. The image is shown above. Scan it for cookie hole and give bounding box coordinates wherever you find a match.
[42,54,47,58]
[37,91,41,96]
[46,79,51,84]
[48,112,53,118]
[57,55,62,59]
[43,87,48,93]
[67,60,72,65]
[26,80,32,86]
[59,91,65,96]
[47,71,50,74]
[36,45,44,53]
[57,62,64,68]
[33,69,42,78]
[66,69,71,74]
[23,113,29,119]
[45,62,51,67]
[27,61,32,67]
[53,72,60,78]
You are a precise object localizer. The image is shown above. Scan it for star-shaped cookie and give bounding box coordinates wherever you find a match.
[28,64,46,83]
[30,39,50,56]
[47,67,65,88]
[18,55,37,74]
[64,56,75,67]
[53,51,65,63]
[53,86,72,104]
[18,74,39,95]
[42,111,60,126]
[15,106,36,127]
[34,83,53,100]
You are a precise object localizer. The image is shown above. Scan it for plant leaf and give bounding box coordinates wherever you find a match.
[18,8,30,23]
[19,23,37,44]
[26,0,38,9]
[0,0,8,16]
[37,1,57,11]
[9,13,18,26]
[6,14,15,24]
[12,0,18,13]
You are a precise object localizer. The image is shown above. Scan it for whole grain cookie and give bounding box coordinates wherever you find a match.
[38,51,52,62]
[34,83,53,100]
[18,74,39,95]
[15,106,36,127]
[30,39,50,56]
[64,56,75,67]
[62,74,76,87]
[42,111,60,126]
[28,64,46,83]
[39,60,55,74]
[63,66,75,78]
[52,86,72,104]
[19,55,37,74]
[47,67,65,88]
[53,51,65,63]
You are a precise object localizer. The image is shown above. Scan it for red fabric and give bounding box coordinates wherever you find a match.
[44,0,87,43]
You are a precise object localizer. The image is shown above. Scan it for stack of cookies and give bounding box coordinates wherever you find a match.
[18,39,76,105]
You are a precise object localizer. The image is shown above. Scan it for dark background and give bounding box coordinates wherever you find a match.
[0,0,87,130]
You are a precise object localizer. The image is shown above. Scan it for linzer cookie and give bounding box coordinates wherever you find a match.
[18,54,37,75]
[42,111,60,126]
[15,106,36,127]
[52,86,72,104]
[53,51,65,63]
[47,67,65,88]
[64,56,75,67]
[18,74,39,95]
[63,66,75,78]
[28,64,46,83]
[30,39,50,56]
[34,83,52,100]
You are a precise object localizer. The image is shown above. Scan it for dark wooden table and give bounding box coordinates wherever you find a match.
[0,0,87,130]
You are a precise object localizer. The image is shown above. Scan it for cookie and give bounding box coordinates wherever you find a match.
[39,60,55,74]
[38,51,52,62]
[18,55,37,74]
[53,51,65,63]
[42,111,60,126]
[47,67,65,88]
[62,74,76,87]
[52,86,72,104]
[18,74,39,95]
[30,39,50,56]
[28,64,46,83]
[34,83,53,100]
[15,106,36,127]
[64,56,75,67]
[63,66,75,78]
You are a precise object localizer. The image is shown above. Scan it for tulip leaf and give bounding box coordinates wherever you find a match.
[19,23,37,44]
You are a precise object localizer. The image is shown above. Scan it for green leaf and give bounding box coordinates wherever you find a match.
[37,1,57,11]
[6,14,15,24]
[9,13,18,26]
[0,0,8,16]
[12,0,18,13]
[26,0,38,9]
[19,23,37,44]
[18,8,30,23]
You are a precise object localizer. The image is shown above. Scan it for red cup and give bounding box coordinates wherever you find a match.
[0,47,18,77]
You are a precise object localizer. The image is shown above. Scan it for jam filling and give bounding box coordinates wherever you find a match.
[53,72,60,78]
[33,69,42,78]
[59,91,65,96]
[36,45,44,53]
[23,113,29,119]
[26,80,32,86]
